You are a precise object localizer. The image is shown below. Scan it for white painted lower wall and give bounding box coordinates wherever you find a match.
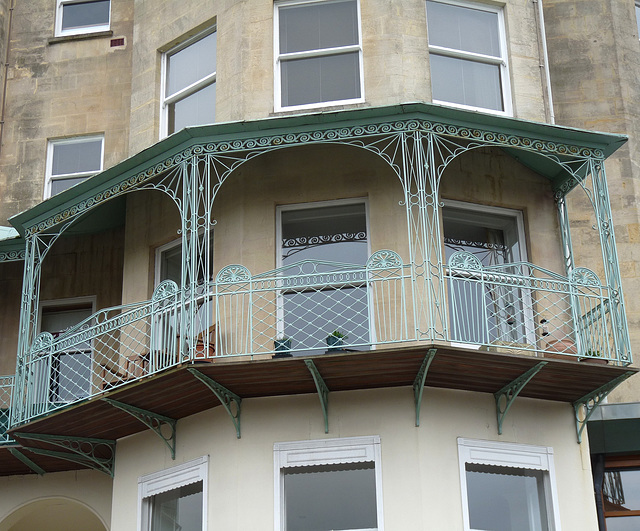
[107,385,597,531]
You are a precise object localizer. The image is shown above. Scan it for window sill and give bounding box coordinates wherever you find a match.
[271,100,369,118]
[48,30,113,45]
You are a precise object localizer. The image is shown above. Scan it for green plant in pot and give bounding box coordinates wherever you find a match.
[581,350,608,364]
[273,337,292,358]
[326,330,347,352]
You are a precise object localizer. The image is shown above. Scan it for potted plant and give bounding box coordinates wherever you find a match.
[326,330,348,352]
[580,350,608,365]
[273,337,293,358]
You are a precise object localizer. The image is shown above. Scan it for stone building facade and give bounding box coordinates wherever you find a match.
[0,1,638,529]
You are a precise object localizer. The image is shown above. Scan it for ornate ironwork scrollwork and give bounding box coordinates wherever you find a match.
[152,279,179,301]
[570,267,601,286]
[216,264,251,283]
[448,251,483,271]
[31,332,54,353]
[366,249,403,270]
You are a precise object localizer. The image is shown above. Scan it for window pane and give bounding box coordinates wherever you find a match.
[430,54,503,111]
[426,1,500,57]
[61,0,110,30]
[151,481,203,531]
[636,5,640,39]
[466,464,549,531]
[160,244,182,284]
[284,464,377,531]
[606,516,640,531]
[52,139,102,176]
[281,52,360,107]
[54,351,91,402]
[281,203,369,353]
[604,469,640,511]
[281,203,368,266]
[167,32,217,96]
[50,176,90,196]
[169,82,216,134]
[283,287,370,351]
[279,0,358,54]
[444,207,527,345]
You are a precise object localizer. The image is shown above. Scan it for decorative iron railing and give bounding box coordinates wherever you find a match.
[0,376,13,444]
[12,250,623,425]
[446,251,615,361]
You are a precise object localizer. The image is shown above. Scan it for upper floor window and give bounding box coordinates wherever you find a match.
[45,135,104,199]
[426,0,511,115]
[636,2,640,39]
[161,28,217,137]
[275,0,364,111]
[55,0,111,37]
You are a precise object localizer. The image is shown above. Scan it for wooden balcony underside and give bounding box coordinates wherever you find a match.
[3,344,637,476]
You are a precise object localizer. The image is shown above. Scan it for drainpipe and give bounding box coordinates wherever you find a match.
[0,0,15,155]
[534,0,556,124]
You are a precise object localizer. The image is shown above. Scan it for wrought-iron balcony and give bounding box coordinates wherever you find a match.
[12,248,628,426]
[2,103,637,473]
[0,376,13,445]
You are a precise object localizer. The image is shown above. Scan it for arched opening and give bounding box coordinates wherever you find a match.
[0,497,107,531]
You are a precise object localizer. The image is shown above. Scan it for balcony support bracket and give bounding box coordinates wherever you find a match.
[13,433,116,477]
[103,398,177,459]
[494,362,547,435]
[8,447,46,475]
[188,368,242,439]
[413,349,437,427]
[573,371,636,443]
[305,359,329,434]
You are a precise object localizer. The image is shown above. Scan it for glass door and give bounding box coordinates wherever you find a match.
[278,201,370,354]
[443,202,532,346]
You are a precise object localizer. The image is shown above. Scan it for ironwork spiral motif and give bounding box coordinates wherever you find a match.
[282,232,367,249]
[216,264,251,283]
[448,251,483,271]
[367,249,402,269]
[31,331,54,353]
[26,116,605,236]
[570,267,601,286]
[152,279,179,301]
[0,249,25,262]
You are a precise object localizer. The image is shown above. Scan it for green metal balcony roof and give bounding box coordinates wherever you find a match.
[7,102,628,239]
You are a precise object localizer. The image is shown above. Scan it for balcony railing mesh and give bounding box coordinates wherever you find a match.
[13,250,622,425]
[0,376,13,444]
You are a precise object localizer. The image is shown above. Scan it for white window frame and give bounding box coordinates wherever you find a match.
[426,0,513,116]
[274,0,365,112]
[274,436,384,531]
[138,456,209,531]
[275,198,373,349]
[45,135,104,199]
[160,27,217,138]
[55,0,111,38]
[155,237,183,287]
[457,438,561,531]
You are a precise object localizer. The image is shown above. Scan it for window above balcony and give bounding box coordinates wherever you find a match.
[426,0,512,115]
[161,27,217,137]
[275,0,364,112]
